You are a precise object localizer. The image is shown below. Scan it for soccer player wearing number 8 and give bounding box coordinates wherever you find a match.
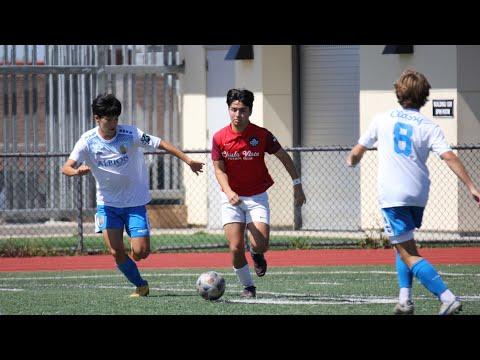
[62,94,204,298]
[212,89,306,298]
[347,69,480,315]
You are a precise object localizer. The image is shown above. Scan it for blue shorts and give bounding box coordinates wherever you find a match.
[95,205,150,238]
[381,206,424,244]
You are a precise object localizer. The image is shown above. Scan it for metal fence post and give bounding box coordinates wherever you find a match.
[76,175,84,253]
[293,149,302,230]
[96,45,107,94]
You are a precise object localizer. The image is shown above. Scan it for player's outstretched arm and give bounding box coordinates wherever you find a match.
[347,144,368,167]
[441,151,480,206]
[273,148,306,207]
[158,139,204,175]
[61,159,91,177]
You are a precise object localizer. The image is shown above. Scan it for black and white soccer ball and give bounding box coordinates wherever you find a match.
[196,271,226,301]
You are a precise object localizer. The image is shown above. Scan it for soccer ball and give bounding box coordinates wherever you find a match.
[196,271,226,301]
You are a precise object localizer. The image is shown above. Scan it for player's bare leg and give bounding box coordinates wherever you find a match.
[224,222,256,297]
[247,222,269,253]
[103,229,149,297]
[394,239,422,268]
[102,228,127,264]
[130,236,151,261]
[247,222,269,276]
[224,222,248,269]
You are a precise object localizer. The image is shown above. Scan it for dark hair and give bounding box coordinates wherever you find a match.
[394,68,431,109]
[226,88,254,111]
[92,93,122,117]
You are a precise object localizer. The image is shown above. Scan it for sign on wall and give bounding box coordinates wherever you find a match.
[432,99,454,117]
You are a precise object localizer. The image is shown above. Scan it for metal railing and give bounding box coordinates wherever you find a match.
[1,45,183,212]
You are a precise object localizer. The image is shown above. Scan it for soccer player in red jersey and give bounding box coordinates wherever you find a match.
[212,88,306,298]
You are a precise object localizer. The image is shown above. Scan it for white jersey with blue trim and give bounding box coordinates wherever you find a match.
[358,108,451,208]
[69,125,162,208]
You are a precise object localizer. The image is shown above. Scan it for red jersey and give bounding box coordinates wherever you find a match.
[211,122,282,196]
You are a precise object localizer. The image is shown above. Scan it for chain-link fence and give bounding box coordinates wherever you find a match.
[1,145,479,256]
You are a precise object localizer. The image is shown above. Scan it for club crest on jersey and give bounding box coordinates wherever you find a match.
[119,144,127,154]
[141,133,151,145]
[249,136,260,147]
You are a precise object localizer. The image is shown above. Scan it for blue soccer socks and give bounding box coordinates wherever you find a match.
[396,253,413,304]
[396,252,413,288]
[411,258,448,299]
[117,256,148,287]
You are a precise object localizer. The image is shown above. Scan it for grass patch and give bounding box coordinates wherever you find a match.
[0,234,360,257]
[0,264,478,315]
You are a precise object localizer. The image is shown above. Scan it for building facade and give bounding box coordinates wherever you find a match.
[179,45,480,233]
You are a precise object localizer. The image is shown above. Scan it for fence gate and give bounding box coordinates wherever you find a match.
[0,45,184,220]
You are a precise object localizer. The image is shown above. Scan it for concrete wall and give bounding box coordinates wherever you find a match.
[457,45,480,232]
[235,45,293,146]
[178,45,208,225]
[458,45,480,143]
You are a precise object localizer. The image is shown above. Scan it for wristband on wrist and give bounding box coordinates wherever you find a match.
[292,178,302,186]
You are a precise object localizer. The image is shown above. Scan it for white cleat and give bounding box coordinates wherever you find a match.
[439,298,462,315]
[393,300,414,315]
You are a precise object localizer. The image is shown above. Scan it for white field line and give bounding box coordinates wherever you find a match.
[227,294,480,305]
[1,270,479,282]
[7,283,480,305]
[225,298,394,305]
[0,288,24,291]
[0,274,126,281]
[0,283,399,304]
[309,282,343,285]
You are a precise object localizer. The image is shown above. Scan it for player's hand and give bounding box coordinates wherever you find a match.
[346,156,353,167]
[470,187,480,207]
[294,184,306,207]
[346,155,357,167]
[226,191,241,206]
[188,160,205,176]
[76,165,91,176]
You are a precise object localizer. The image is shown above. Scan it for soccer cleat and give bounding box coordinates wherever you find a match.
[393,300,415,315]
[130,282,149,298]
[240,286,256,298]
[251,253,267,277]
[438,298,462,315]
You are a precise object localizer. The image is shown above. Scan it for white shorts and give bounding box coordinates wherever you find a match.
[221,191,270,226]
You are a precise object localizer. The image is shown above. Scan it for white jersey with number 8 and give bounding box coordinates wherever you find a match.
[358,108,451,208]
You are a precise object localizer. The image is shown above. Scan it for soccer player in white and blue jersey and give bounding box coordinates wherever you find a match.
[347,69,480,315]
[62,94,204,297]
